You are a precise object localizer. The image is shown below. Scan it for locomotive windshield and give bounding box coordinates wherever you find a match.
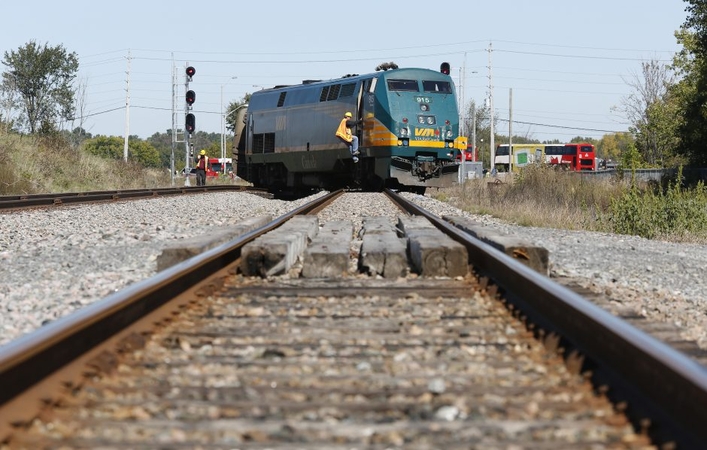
[422,80,452,94]
[387,79,419,92]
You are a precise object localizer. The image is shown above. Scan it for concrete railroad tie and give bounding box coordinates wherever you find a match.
[397,216,469,278]
[359,216,409,278]
[158,214,547,280]
[156,215,273,272]
[443,215,549,276]
[240,215,319,277]
[301,221,354,278]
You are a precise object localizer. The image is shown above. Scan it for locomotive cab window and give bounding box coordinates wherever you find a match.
[422,80,452,94]
[387,79,419,92]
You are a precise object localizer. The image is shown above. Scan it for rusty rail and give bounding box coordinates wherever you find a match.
[386,188,707,448]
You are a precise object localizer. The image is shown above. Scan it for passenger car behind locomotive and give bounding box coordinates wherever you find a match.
[234,64,464,194]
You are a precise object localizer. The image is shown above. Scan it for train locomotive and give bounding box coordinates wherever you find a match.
[234,63,464,194]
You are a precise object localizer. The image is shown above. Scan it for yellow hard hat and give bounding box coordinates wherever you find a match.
[200,150,206,155]
[344,112,352,118]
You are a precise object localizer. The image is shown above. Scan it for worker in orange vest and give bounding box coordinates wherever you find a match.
[335,111,362,163]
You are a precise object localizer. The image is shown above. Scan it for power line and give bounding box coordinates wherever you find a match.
[496,117,626,134]
[497,49,673,63]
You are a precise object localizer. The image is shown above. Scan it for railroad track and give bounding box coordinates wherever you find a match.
[1,190,706,448]
[0,185,266,210]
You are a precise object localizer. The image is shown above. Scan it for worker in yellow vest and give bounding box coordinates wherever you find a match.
[195,150,209,186]
[335,112,362,163]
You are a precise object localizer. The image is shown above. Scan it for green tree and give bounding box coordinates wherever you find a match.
[619,141,644,170]
[83,135,124,159]
[83,135,160,167]
[129,140,161,168]
[568,136,598,145]
[146,130,174,168]
[599,132,634,162]
[674,2,707,165]
[1,41,79,134]
[203,140,221,157]
[618,60,678,166]
[62,127,92,149]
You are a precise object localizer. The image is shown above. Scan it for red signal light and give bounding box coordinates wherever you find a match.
[186,66,196,79]
[186,90,196,106]
[185,113,196,134]
[440,62,450,75]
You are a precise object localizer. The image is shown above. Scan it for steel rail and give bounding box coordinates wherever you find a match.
[385,188,707,449]
[0,189,343,439]
[0,185,260,210]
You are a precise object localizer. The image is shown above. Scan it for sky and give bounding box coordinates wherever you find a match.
[1,0,688,145]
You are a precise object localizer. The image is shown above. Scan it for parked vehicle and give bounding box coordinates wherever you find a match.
[451,148,474,162]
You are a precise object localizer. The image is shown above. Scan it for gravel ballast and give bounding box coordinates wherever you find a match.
[1,191,706,352]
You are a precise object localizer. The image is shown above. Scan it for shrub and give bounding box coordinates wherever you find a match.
[438,164,707,243]
[602,168,707,240]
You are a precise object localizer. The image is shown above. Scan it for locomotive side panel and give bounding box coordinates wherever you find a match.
[244,83,361,190]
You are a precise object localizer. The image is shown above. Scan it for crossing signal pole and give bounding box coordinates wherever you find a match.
[184,65,196,186]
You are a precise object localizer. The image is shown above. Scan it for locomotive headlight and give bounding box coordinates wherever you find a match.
[446,130,453,139]
[426,117,434,125]
[400,127,409,137]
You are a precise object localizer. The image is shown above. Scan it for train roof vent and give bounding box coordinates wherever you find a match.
[326,84,341,101]
[320,86,330,102]
[302,79,322,84]
[340,83,356,98]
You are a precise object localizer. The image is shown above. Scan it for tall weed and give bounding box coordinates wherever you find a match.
[0,132,174,194]
[433,165,707,244]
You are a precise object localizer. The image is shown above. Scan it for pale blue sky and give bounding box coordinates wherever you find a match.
[1,1,687,143]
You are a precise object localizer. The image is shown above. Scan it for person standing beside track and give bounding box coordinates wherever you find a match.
[335,111,363,163]
[195,149,209,186]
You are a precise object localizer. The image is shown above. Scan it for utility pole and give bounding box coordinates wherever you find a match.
[220,84,225,173]
[488,42,495,173]
[458,53,466,137]
[123,49,131,163]
[458,66,464,137]
[170,58,177,186]
[508,88,513,174]
[472,106,476,161]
